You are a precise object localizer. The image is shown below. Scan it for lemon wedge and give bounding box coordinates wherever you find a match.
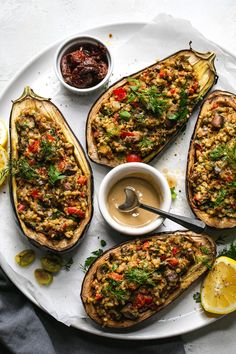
[201,256,236,314]
[0,119,8,147]
[0,145,8,186]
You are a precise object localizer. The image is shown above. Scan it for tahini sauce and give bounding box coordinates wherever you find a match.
[107,176,160,227]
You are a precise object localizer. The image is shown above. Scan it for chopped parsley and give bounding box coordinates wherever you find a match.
[135,86,168,116]
[138,137,154,149]
[210,145,226,160]
[4,158,40,180]
[193,291,201,303]
[80,249,104,272]
[218,243,236,260]
[105,278,128,302]
[48,165,66,185]
[40,139,56,160]
[119,110,131,120]
[125,268,154,286]
[210,145,236,168]
[100,240,107,247]
[200,246,210,255]
[168,87,189,121]
[170,187,177,200]
[215,189,227,207]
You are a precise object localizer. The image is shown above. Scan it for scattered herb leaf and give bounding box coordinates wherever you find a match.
[193,291,201,303]
[48,165,66,185]
[218,243,236,261]
[170,187,177,200]
[80,249,104,272]
[215,189,227,207]
[100,240,107,247]
[200,246,210,255]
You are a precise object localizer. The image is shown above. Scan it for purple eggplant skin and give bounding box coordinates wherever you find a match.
[186,89,236,230]
[81,230,216,329]
[9,86,94,253]
[86,47,218,168]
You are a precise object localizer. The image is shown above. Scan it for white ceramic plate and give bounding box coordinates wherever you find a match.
[0,21,235,340]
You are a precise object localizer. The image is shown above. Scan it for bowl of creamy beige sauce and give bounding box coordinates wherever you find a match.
[98,163,172,235]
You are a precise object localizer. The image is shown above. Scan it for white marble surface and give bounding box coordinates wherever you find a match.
[0,0,235,352]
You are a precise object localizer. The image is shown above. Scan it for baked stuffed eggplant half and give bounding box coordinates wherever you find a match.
[81,231,216,328]
[187,90,236,229]
[10,86,93,252]
[86,48,217,167]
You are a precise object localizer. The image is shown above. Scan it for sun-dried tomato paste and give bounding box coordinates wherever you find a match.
[61,43,108,89]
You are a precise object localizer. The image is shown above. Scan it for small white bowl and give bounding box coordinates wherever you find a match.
[54,35,113,95]
[98,163,172,236]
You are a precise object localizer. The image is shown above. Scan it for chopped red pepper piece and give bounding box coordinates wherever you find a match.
[212,102,219,110]
[120,131,135,138]
[113,87,127,101]
[169,88,176,94]
[30,189,40,199]
[18,204,25,212]
[224,175,233,182]
[108,272,123,281]
[160,254,167,261]
[93,130,100,138]
[168,258,179,267]
[192,81,199,91]
[57,159,66,172]
[28,140,40,153]
[77,176,87,186]
[113,113,119,123]
[134,293,153,308]
[172,247,179,255]
[46,134,56,142]
[159,70,166,78]
[67,207,85,218]
[95,293,103,301]
[142,241,150,250]
[126,154,142,163]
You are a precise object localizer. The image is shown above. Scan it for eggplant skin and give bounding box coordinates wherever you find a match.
[81,231,216,329]
[86,48,217,168]
[9,87,93,253]
[187,90,236,229]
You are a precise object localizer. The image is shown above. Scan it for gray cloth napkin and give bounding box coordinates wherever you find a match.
[0,267,185,354]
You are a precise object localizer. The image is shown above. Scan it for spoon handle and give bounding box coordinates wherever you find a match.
[139,203,206,234]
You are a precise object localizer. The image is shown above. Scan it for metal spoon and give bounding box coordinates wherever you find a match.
[118,187,207,234]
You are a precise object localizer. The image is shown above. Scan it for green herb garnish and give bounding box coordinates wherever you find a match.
[125,268,154,286]
[100,240,107,247]
[200,246,210,255]
[41,139,56,159]
[218,243,236,260]
[199,257,212,270]
[210,145,226,160]
[193,291,201,303]
[48,165,66,185]
[2,158,40,180]
[138,137,154,149]
[80,249,104,272]
[168,87,189,121]
[215,189,227,207]
[210,144,236,168]
[119,110,131,120]
[137,86,168,116]
[170,187,177,200]
[105,279,128,302]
